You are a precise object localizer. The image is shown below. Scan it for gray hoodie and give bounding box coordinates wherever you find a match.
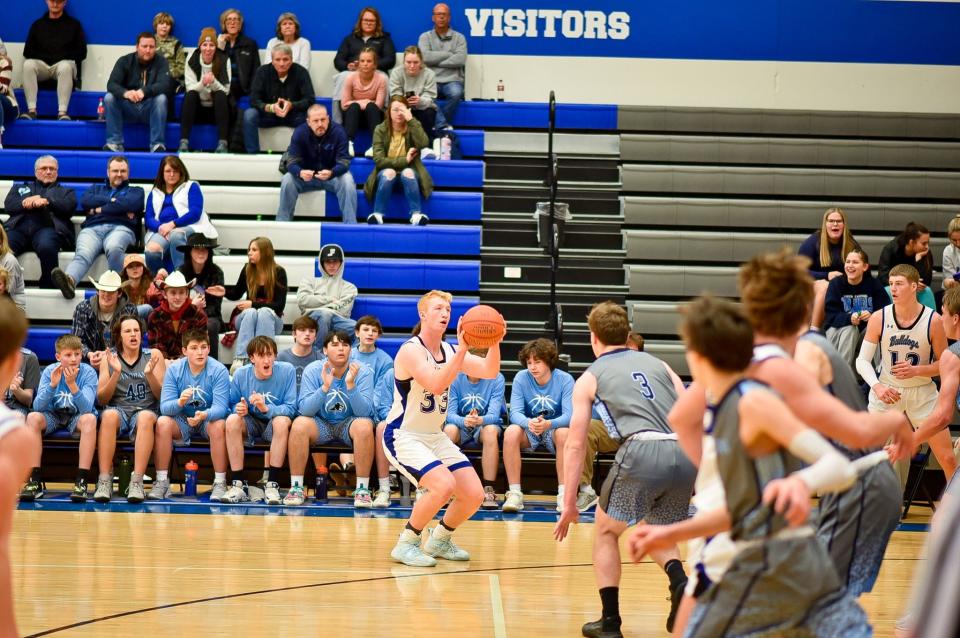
[296,244,358,318]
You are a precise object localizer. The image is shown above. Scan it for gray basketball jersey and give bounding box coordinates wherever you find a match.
[111,350,159,415]
[588,348,678,441]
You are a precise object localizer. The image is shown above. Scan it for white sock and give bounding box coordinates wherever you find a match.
[433,524,454,541]
[291,475,304,488]
[558,484,565,498]
[214,472,226,483]
[509,483,521,493]
[99,472,112,481]
[400,528,420,542]
[157,470,168,482]
[581,483,596,495]
[378,477,390,491]
[357,477,369,490]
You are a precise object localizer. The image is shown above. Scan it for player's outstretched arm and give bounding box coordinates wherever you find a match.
[628,507,731,563]
[461,339,501,380]
[555,372,596,540]
[397,339,468,396]
[913,348,960,445]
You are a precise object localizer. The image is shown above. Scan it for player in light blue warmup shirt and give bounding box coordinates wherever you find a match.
[352,315,396,507]
[22,334,99,502]
[503,338,574,513]
[224,336,298,505]
[155,329,231,501]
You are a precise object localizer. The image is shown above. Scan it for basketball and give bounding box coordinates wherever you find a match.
[460,305,506,348]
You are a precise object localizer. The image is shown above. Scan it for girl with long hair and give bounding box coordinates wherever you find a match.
[225,237,287,370]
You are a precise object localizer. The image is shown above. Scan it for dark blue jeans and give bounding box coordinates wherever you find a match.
[5,218,64,288]
[242,108,306,153]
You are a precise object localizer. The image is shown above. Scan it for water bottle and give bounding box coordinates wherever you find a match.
[97,97,105,121]
[118,456,132,496]
[315,465,328,502]
[185,460,199,497]
[440,136,452,161]
[496,79,505,102]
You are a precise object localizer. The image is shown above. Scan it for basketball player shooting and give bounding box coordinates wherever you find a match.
[383,293,505,567]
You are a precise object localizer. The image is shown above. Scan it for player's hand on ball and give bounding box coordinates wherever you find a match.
[553,508,579,542]
[762,475,811,527]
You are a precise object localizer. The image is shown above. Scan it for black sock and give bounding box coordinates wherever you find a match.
[482,479,496,489]
[31,467,41,480]
[599,587,620,626]
[76,469,88,483]
[439,520,456,532]
[268,467,280,483]
[405,522,422,535]
[664,559,687,590]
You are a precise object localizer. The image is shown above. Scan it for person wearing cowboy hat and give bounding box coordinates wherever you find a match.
[146,270,209,361]
[177,233,226,360]
[121,253,162,320]
[70,270,137,368]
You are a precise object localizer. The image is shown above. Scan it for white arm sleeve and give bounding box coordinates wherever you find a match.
[850,450,892,476]
[855,339,880,388]
[788,429,857,494]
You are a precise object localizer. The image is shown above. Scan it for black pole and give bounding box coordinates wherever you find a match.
[546,91,562,349]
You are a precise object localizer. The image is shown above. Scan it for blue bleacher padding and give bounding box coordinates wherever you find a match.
[25,327,71,361]
[348,158,483,188]
[16,90,265,121]
[320,225,480,255]
[354,296,476,327]
[451,101,618,130]
[332,258,480,291]
[326,190,482,222]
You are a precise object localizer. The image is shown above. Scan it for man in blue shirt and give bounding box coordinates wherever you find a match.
[276,104,357,222]
[224,336,297,505]
[286,330,375,507]
[155,329,230,501]
[503,338,574,513]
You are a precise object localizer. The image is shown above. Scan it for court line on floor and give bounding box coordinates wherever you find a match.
[488,574,507,638]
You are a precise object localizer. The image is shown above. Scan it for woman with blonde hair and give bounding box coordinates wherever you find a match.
[263,12,311,68]
[225,237,288,370]
[0,226,24,310]
[797,207,860,329]
[941,215,960,292]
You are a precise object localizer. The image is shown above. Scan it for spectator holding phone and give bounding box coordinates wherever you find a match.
[388,46,439,142]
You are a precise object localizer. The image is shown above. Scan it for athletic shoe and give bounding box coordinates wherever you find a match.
[127,479,145,503]
[481,485,499,510]
[581,618,623,638]
[389,474,399,490]
[329,462,350,496]
[71,478,89,503]
[348,141,355,157]
[666,578,687,633]
[94,476,112,503]
[283,485,305,506]
[557,493,565,513]
[364,146,373,158]
[414,486,428,503]
[264,481,281,505]
[51,268,75,299]
[229,358,247,376]
[390,534,437,567]
[222,480,248,503]
[102,142,124,152]
[150,143,166,153]
[372,487,391,508]
[20,477,44,502]
[18,111,37,120]
[410,212,429,226]
[177,138,189,153]
[420,147,437,159]
[423,527,470,561]
[57,112,71,121]
[209,479,228,503]
[215,140,229,154]
[147,478,172,500]
[354,487,373,508]
[577,487,599,512]
[502,489,524,512]
[366,212,384,225]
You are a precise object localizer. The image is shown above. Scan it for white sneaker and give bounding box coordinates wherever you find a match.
[230,358,247,375]
[283,485,305,506]
[364,146,373,158]
[372,487,391,508]
[576,486,599,512]
[414,486,428,503]
[502,489,524,512]
[354,487,373,508]
[222,480,248,503]
[391,531,437,567]
[423,527,470,561]
[366,212,384,225]
[420,147,437,159]
[147,478,172,500]
[209,479,228,503]
[94,476,113,503]
[348,140,355,157]
[410,212,429,226]
[480,485,499,510]
[264,481,281,505]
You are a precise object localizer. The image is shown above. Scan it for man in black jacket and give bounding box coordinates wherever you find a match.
[242,43,315,154]
[20,0,87,120]
[103,32,171,153]
[2,154,76,288]
[51,156,145,299]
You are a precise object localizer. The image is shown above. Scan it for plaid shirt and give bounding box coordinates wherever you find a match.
[147,302,209,360]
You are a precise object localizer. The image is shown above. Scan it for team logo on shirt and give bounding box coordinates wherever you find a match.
[530,393,557,418]
[326,389,349,416]
[460,393,488,414]
[54,390,78,415]
[185,385,209,410]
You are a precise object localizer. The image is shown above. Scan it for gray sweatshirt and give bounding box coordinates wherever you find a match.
[296,244,358,318]
[417,28,467,84]
[388,65,437,110]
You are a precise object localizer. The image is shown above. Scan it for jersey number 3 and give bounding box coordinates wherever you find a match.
[420,391,449,415]
[631,372,655,400]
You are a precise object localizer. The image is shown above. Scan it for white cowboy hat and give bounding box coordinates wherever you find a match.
[89,270,123,292]
[160,271,197,289]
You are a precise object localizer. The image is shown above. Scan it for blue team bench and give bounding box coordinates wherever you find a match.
[3,118,485,158]
[0,150,484,189]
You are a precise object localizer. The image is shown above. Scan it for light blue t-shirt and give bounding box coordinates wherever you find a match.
[299,360,373,423]
[229,361,298,420]
[509,368,575,430]
[34,362,98,417]
[447,373,505,427]
[160,357,231,421]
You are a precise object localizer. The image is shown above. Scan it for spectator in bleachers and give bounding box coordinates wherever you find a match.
[285,330,375,506]
[121,254,161,320]
[179,28,232,154]
[225,237,288,372]
[51,155,144,299]
[94,315,165,503]
[243,44,314,155]
[502,338,573,513]
[20,0,86,121]
[0,227,25,311]
[364,97,434,225]
[3,154,76,289]
[144,155,217,274]
[224,336,297,505]
[20,334,98,502]
[263,13,311,69]
[103,32,171,153]
[0,38,19,148]
[146,271,209,360]
[217,8,258,101]
[177,234,226,361]
[797,207,860,329]
[878,221,934,307]
[4,347,40,418]
[0,268,9,302]
[389,46,440,141]
[418,3,467,129]
[71,270,137,367]
[940,215,960,300]
[352,315,395,508]
[823,248,889,370]
[276,104,357,222]
[297,244,357,342]
[278,316,321,390]
[155,329,230,501]
[153,12,186,94]
[444,348,505,510]
[332,7,396,122]
[341,48,386,157]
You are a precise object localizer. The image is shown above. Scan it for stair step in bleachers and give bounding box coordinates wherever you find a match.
[621,164,960,199]
[623,196,959,233]
[620,134,960,170]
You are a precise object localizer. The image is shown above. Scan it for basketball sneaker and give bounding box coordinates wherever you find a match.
[71,477,89,503]
[19,477,44,502]
[481,485,499,509]
[390,530,437,567]
[576,486,599,512]
[264,481,281,505]
[354,487,373,508]
[94,476,113,503]
[329,462,350,496]
[372,486,391,508]
[147,478,171,500]
[222,480,248,503]
[283,485,305,506]
[209,479,228,503]
[581,617,623,638]
[666,577,687,632]
[502,489,524,512]
[127,479,146,504]
[423,527,470,561]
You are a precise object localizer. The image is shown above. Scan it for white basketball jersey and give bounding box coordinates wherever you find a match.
[878,304,935,388]
[386,337,454,434]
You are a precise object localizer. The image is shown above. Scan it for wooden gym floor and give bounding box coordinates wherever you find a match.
[9,499,931,637]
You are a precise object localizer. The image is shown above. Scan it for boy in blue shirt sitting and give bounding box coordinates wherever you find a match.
[352,315,396,508]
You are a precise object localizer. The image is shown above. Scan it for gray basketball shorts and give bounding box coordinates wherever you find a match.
[599,436,696,526]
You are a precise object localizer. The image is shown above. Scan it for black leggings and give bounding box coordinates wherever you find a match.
[180,90,231,141]
[342,102,383,140]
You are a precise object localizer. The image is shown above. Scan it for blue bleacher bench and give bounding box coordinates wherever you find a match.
[321,225,480,254]
[321,257,480,291]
